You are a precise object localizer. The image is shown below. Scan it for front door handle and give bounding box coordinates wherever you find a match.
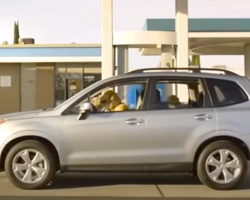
[194,114,213,121]
[126,118,144,125]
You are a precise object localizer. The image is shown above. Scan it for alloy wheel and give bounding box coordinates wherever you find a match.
[205,149,241,184]
[12,149,48,184]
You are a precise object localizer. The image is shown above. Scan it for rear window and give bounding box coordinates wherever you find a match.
[206,78,248,107]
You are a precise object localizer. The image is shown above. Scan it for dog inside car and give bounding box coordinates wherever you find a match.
[93,90,128,112]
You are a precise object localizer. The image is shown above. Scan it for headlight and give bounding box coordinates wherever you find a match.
[0,119,6,125]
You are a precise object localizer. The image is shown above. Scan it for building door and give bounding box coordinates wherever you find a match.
[65,78,82,99]
[0,64,20,114]
[20,63,55,111]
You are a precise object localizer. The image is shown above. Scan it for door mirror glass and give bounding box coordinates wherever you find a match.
[77,102,92,120]
[79,102,92,114]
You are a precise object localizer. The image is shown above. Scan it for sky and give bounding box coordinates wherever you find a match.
[0,0,250,70]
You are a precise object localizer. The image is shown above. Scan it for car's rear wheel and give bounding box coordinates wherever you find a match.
[5,140,56,189]
[196,140,247,190]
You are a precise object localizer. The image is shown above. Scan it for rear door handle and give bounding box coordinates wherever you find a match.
[126,118,144,125]
[194,114,213,121]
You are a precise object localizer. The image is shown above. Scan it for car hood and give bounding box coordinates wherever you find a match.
[0,110,43,120]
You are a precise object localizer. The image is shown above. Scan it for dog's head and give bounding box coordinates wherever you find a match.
[90,95,102,111]
[98,90,121,111]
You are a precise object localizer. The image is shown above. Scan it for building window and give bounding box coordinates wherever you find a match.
[55,63,101,106]
[83,67,101,89]
[55,66,66,106]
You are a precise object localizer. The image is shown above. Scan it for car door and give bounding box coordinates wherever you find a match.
[144,76,217,171]
[61,77,151,171]
[206,78,250,136]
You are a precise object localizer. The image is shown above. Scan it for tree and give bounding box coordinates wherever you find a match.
[13,21,20,44]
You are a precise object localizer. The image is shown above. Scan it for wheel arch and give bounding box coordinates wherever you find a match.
[193,135,250,174]
[0,136,60,171]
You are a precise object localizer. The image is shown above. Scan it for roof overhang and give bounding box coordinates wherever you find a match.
[140,18,250,56]
[0,44,102,62]
[113,31,176,48]
[139,32,250,56]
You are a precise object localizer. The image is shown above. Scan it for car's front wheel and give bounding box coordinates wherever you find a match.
[5,140,57,189]
[196,140,248,190]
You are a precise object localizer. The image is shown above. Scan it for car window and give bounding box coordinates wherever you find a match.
[214,86,225,102]
[152,78,205,110]
[206,78,248,107]
[70,80,147,114]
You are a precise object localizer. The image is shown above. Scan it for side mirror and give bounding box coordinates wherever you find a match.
[79,102,92,113]
[77,102,92,120]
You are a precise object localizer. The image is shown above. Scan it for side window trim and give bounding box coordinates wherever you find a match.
[62,77,151,115]
[201,78,214,108]
[148,76,212,110]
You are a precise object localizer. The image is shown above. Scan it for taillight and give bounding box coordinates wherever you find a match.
[0,119,6,125]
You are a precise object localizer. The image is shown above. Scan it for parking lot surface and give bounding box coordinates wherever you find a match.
[0,172,250,200]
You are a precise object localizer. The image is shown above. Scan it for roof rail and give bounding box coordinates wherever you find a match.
[126,68,238,75]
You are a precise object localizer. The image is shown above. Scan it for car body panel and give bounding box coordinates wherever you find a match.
[62,111,147,166]
[0,110,41,120]
[143,108,217,163]
[0,115,65,165]
[215,102,250,135]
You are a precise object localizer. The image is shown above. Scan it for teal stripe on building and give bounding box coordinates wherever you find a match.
[0,47,102,57]
[144,18,250,32]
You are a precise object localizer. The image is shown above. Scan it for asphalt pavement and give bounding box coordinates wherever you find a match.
[2,145,250,200]
[0,172,250,199]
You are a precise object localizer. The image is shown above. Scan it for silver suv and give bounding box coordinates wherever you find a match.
[0,68,250,190]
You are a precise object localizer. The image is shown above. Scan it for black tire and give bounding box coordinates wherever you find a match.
[5,140,57,189]
[197,140,248,190]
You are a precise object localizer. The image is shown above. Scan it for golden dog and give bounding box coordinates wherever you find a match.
[91,96,100,108]
[97,90,128,112]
